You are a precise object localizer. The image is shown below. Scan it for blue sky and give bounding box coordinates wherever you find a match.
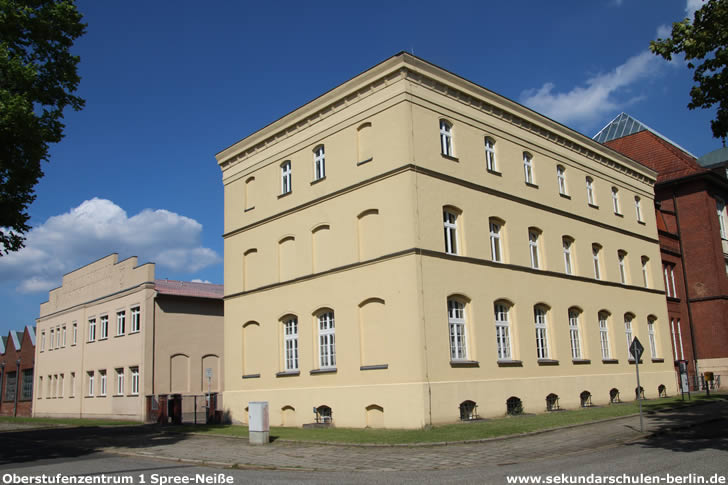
[0,0,720,335]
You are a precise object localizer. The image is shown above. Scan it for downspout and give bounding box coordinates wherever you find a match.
[672,191,699,381]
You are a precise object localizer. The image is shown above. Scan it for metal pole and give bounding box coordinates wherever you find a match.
[13,359,20,417]
[635,358,643,432]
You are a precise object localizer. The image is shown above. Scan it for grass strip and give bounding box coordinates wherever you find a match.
[0,416,140,427]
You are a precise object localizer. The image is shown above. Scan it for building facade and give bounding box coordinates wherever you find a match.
[33,254,223,421]
[218,53,676,429]
[598,115,728,383]
[0,326,36,417]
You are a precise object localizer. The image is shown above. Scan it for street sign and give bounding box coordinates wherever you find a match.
[630,337,644,361]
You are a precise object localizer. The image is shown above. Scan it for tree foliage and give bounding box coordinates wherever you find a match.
[650,0,728,141]
[0,0,85,254]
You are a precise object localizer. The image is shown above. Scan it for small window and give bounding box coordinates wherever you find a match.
[281,160,292,195]
[523,152,534,184]
[717,197,727,239]
[130,367,139,395]
[100,315,108,340]
[72,322,77,345]
[484,137,496,171]
[315,405,332,424]
[448,299,468,361]
[41,331,45,351]
[506,396,523,415]
[663,263,678,298]
[556,165,567,195]
[459,400,478,421]
[609,388,621,403]
[635,386,645,400]
[440,120,453,156]
[99,370,107,396]
[116,311,125,336]
[443,208,460,255]
[580,390,592,407]
[635,196,643,222]
[88,318,96,342]
[611,187,621,214]
[586,177,595,205]
[546,393,560,411]
[313,145,326,181]
[529,229,541,269]
[641,256,650,288]
[592,244,602,280]
[116,368,124,395]
[87,371,95,397]
[130,307,141,333]
[489,218,504,263]
[562,237,574,275]
[618,250,628,284]
[658,384,667,398]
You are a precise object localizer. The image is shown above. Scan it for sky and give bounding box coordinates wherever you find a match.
[0,0,721,335]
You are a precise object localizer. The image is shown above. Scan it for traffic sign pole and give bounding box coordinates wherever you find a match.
[630,337,645,433]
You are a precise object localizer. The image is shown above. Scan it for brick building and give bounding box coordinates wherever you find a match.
[0,326,36,416]
[595,113,728,385]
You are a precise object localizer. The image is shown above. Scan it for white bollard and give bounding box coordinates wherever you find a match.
[248,401,269,445]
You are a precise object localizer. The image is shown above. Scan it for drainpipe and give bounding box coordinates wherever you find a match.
[13,359,20,417]
[672,191,699,383]
[0,362,5,413]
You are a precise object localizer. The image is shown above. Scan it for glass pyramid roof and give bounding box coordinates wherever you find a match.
[593,112,695,157]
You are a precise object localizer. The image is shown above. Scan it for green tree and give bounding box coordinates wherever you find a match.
[0,0,85,254]
[650,0,728,141]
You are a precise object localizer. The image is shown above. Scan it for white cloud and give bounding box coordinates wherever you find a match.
[520,51,661,129]
[0,198,221,293]
[686,0,703,18]
[191,279,212,284]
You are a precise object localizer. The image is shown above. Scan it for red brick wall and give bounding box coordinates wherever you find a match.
[0,328,35,417]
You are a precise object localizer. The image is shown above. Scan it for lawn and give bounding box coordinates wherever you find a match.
[171,393,725,445]
[0,416,141,427]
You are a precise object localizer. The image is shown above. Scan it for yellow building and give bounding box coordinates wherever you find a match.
[33,254,223,421]
[217,53,675,429]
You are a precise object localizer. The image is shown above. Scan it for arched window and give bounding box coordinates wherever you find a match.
[529,228,542,269]
[658,384,667,398]
[315,405,332,424]
[647,316,658,358]
[635,196,643,222]
[546,393,560,411]
[280,160,292,195]
[506,396,523,415]
[357,122,372,163]
[317,310,336,369]
[459,400,478,421]
[489,217,504,263]
[599,311,611,360]
[484,137,496,171]
[609,388,621,403]
[568,308,582,360]
[534,305,550,359]
[585,177,595,205]
[641,256,650,288]
[443,207,460,255]
[313,145,325,181]
[244,176,255,211]
[447,298,468,361]
[635,386,645,400]
[617,250,628,284]
[440,120,453,156]
[562,236,574,275]
[556,165,567,195]
[495,301,512,360]
[592,244,602,280]
[611,187,621,214]
[523,152,534,184]
[624,313,634,360]
[580,390,592,407]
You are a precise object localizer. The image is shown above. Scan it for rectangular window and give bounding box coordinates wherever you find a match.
[641,257,650,288]
[592,245,602,280]
[21,369,33,400]
[612,187,621,214]
[59,374,64,398]
[70,372,75,398]
[284,317,299,371]
[87,372,95,397]
[495,304,511,360]
[529,230,540,269]
[625,316,634,360]
[717,198,727,239]
[38,376,43,399]
[318,312,336,369]
[50,329,54,350]
[116,368,124,395]
[677,319,684,360]
[648,320,658,358]
[663,263,678,298]
[99,370,107,396]
[72,322,77,345]
[314,145,326,180]
[440,120,453,156]
[281,160,292,195]
[41,331,45,351]
[563,238,573,275]
[448,300,467,360]
[484,137,496,171]
[557,166,567,195]
[523,153,534,184]
[62,325,66,347]
[586,177,595,205]
[490,222,502,262]
[100,315,108,339]
[569,311,582,360]
[618,251,627,284]
[117,311,125,336]
[4,372,16,401]
[671,319,678,361]
[599,314,611,360]
[443,210,458,255]
[88,318,96,342]
[130,307,141,333]
[130,367,139,395]
[635,197,643,222]
[534,307,549,359]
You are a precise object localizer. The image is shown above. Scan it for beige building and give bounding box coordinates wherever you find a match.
[217,53,676,429]
[33,254,223,421]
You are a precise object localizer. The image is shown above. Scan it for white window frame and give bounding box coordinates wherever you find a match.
[116,368,124,395]
[625,315,634,360]
[586,177,595,205]
[283,317,299,371]
[440,120,453,156]
[648,318,658,358]
[41,331,45,351]
[59,374,64,398]
[117,311,125,336]
[313,145,326,181]
[557,165,567,195]
[495,303,512,361]
[592,245,602,280]
[281,160,292,195]
[671,319,678,361]
[99,370,107,396]
[534,307,549,360]
[72,322,77,345]
[523,152,534,184]
[563,237,573,275]
[612,187,621,214]
[569,310,582,360]
[641,257,650,288]
[62,325,66,347]
[717,197,727,239]
[443,209,459,255]
[50,329,54,350]
[100,315,108,340]
[635,196,643,222]
[130,367,139,395]
[87,372,94,397]
[318,311,336,369]
[618,251,627,284]
[490,221,502,262]
[70,372,75,398]
[485,137,496,171]
[529,230,540,269]
[130,307,141,333]
[88,318,96,342]
[448,299,467,361]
